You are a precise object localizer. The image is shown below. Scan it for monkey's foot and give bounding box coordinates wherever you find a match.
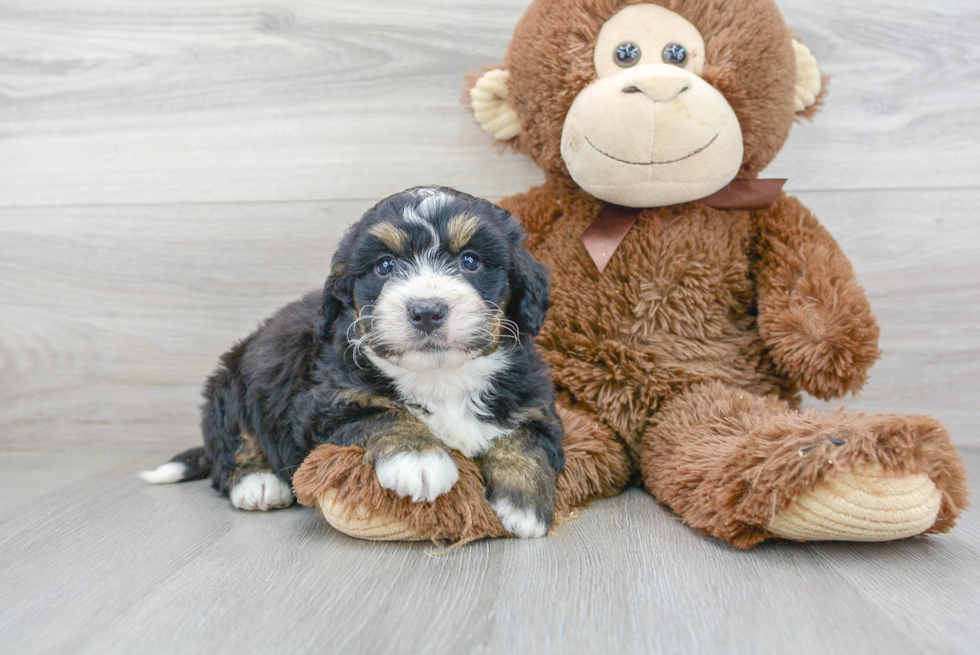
[292,402,631,542]
[318,486,428,541]
[769,463,942,541]
[292,444,508,544]
[642,383,969,548]
[766,414,967,543]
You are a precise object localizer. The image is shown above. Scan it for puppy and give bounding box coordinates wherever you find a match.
[141,186,565,538]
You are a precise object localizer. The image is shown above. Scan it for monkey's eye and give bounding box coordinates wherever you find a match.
[375,257,395,277]
[662,43,687,66]
[459,253,481,272]
[614,42,641,68]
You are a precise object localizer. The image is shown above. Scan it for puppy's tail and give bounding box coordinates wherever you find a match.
[140,447,212,484]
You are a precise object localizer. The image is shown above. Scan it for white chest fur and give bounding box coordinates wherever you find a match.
[367,350,512,458]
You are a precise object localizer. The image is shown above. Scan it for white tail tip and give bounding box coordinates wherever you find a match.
[139,461,188,484]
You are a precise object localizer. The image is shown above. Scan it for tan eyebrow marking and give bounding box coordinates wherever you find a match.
[447,214,481,252]
[367,222,409,252]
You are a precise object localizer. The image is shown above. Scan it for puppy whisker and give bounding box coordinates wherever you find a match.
[345,305,381,367]
[482,302,522,343]
[486,313,521,345]
[349,332,377,370]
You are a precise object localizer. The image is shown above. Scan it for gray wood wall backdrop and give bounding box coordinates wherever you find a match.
[2,0,979,451]
[3,2,980,655]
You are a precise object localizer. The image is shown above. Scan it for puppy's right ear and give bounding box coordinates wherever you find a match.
[318,236,355,343]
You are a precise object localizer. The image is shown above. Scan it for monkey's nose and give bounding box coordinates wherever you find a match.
[408,300,448,334]
[621,68,690,102]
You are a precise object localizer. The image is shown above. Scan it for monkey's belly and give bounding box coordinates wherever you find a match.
[537,315,781,450]
[538,215,789,444]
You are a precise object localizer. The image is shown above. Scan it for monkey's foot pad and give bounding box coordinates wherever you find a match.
[769,464,943,542]
[318,488,428,541]
[293,444,509,543]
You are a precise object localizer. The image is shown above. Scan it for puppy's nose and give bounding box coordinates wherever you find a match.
[408,300,447,334]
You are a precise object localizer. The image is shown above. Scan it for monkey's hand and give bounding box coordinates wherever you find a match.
[755,195,881,400]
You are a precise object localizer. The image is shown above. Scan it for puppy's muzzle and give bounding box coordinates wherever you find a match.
[408,299,447,335]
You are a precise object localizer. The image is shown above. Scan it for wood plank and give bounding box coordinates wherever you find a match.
[0,201,359,449]
[794,189,980,446]
[2,188,977,450]
[769,0,980,191]
[804,450,980,655]
[4,448,977,654]
[0,0,977,207]
[0,449,158,517]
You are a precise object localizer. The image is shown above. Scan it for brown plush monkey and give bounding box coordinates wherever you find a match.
[294,0,968,548]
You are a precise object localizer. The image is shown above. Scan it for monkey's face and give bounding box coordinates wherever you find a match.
[559,4,743,208]
[469,0,822,206]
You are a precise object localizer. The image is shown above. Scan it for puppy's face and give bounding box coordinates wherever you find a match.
[322,187,550,371]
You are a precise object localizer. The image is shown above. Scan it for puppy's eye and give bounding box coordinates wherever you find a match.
[662,43,687,66]
[459,253,481,272]
[614,42,641,68]
[375,257,395,277]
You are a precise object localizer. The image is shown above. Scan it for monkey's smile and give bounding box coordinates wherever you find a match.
[584,133,718,166]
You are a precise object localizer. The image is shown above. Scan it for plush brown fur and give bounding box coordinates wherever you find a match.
[292,0,968,546]
[294,445,510,544]
[641,381,968,548]
[294,400,632,543]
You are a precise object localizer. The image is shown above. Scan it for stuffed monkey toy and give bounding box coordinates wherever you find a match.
[293,0,968,548]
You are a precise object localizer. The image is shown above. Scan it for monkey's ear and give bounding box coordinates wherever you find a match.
[469,69,522,141]
[792,39,823,113]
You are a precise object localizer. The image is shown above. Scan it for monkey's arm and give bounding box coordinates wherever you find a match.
[754,194,881,400]
[301,394,458,502]
[497,184,562,253]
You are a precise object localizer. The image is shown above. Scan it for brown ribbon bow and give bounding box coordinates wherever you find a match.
[580,179,787,273]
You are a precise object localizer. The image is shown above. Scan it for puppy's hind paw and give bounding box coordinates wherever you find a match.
[374,451,459,503]
[492,498,549,539]
[230,472,294,511]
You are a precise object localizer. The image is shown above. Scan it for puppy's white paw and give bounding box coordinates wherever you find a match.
[374,451,459,503]
[492,498,548,539]
[229,472,294,511]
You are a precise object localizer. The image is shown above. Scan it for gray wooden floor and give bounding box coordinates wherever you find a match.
[1,1,978,653]
[2,448,979,655]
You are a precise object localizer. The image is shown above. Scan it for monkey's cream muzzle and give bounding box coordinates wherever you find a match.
[561,63,744,208]
[557,3,742,208]
[471,2,822,211]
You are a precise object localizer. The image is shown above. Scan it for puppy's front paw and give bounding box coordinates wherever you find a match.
[491,498,549,539]
[374,451,459,503]
[230,472,294,511]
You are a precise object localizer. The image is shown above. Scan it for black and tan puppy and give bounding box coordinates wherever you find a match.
[141,186,564,537]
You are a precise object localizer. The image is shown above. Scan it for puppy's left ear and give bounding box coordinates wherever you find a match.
[490,202,550,337]
[508,245,550,338]
[318,235,355,343]
[319,268,353,343]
